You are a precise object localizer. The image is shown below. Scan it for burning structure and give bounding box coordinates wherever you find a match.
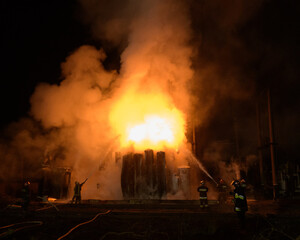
[5,0,300,202]
[121,150,167,199]
[120,150,192,200]
[0,0,241,201]
[11,0,198,201]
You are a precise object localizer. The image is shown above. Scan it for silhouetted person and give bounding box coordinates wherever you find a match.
[21,181,31,211]
[230,180,248,227]
[71,178,87,204]
[217,178,228,205]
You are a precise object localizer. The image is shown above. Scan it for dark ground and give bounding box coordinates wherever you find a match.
[0,199,300,240]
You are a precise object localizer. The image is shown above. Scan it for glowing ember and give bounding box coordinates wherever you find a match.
[109,91,185,151]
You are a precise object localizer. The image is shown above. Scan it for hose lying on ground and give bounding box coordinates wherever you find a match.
[35,206,53,211]
[0,221,43,238]
[57,210,111,240]
[37,196,59,212]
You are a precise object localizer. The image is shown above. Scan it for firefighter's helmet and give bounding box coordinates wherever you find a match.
[24,181,30,187]
[231,180,240,187]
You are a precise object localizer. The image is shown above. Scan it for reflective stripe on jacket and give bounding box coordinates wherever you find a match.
[197,186,208,198]
[235,193,245,200]
[235,207,241,212]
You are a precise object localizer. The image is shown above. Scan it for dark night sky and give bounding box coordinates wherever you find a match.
[1,0,87,126]
[0,0,299,163]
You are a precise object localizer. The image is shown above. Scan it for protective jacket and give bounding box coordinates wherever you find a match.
[197,185,208,198]
[197,185,208,207]
[233,186,248,212]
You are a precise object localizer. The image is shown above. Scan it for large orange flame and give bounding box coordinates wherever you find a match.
[109,90,185,151]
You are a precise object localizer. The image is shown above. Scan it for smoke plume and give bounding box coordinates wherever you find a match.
[0,0,197,200]
[0,0,270,200]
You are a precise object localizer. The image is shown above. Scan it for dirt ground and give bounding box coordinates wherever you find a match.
[0,198,300,240]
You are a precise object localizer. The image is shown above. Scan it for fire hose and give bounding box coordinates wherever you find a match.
[0,221,43,239]
[57,210,111,240]
[37,196,60,212]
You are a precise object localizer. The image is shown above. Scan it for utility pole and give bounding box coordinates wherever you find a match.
[256,100,265,187]
[267,88,278,200]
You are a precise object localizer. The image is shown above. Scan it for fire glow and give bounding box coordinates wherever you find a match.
[109,92,185,151]
[128,115,174,143]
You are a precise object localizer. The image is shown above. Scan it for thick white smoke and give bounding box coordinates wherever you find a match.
[0,0,266,200]
[29,46,123,198]
[28,0,195,199]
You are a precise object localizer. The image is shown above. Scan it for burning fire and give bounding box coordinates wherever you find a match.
[109,91,185,151]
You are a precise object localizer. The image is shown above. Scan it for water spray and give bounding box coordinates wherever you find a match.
[187,152,218,186]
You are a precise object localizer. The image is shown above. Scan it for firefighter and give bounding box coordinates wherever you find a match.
[197,180,209,208]
[230,180,248,227]
[217,178,228,205]
[71,178,88,204]
[21,181,31,211]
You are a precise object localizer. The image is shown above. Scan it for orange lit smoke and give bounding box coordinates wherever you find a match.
[109,91,185,151]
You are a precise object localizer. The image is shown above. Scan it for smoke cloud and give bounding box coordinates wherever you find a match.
[0,0,197,200]
[0,0,271,200]
[190,0,264,125]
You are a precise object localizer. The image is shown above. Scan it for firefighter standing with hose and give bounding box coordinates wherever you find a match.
[71,178,88,204]
[197,180,209,208]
